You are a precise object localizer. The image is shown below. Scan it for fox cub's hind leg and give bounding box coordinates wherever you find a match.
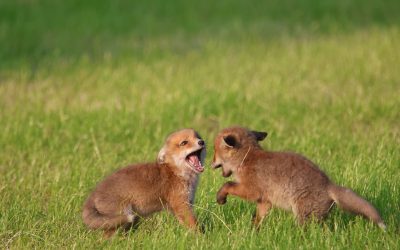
[292,197,332,226]
[102,211,141,238]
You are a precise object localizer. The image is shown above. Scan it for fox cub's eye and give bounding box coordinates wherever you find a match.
[179,140,188,146]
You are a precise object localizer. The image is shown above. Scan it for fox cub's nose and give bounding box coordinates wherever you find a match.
[198,140,205,146]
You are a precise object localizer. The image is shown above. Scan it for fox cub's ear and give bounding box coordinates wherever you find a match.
[251,131,268,141]
[157,147,166,164]
[223,135,237,148]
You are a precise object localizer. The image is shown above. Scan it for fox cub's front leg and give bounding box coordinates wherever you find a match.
[217,181,261,204]
[216,181,236,204]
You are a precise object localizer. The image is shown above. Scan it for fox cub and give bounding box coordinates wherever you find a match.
[82,129,206,237]
[212,126,385,229]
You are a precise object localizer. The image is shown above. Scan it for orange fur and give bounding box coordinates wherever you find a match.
[82,129,206,238]
[212,126,385,230]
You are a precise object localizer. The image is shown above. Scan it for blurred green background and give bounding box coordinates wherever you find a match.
[0,0,399,249]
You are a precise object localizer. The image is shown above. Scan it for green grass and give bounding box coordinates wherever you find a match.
[1,0,399,249]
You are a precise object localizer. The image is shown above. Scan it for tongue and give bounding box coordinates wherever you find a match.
[188,154,204,172]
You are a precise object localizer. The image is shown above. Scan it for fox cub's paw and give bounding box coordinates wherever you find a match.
[216,193,227,205]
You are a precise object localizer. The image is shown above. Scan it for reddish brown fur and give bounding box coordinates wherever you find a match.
[82,129,206,238]
[212,126,385,230]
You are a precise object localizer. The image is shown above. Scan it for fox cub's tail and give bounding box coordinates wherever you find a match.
[328,184,386,230]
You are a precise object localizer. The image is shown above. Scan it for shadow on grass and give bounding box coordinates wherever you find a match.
[0,0,399,68]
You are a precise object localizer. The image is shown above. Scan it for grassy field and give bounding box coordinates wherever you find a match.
[1,0,399,249]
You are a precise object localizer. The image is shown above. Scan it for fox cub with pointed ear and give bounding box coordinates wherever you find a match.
[82,129,206,238]
[212,126,385,229]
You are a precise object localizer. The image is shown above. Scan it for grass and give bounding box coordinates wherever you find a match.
[0,0,399,249]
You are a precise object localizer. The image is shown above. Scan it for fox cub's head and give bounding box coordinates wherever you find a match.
[212,126,267,177]
[157,129,206,174]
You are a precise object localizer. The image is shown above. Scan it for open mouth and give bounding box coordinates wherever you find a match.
[185,149,204,173]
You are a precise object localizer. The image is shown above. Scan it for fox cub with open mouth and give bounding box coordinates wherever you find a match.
[82,129,206,237]
[212,126,385,230]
